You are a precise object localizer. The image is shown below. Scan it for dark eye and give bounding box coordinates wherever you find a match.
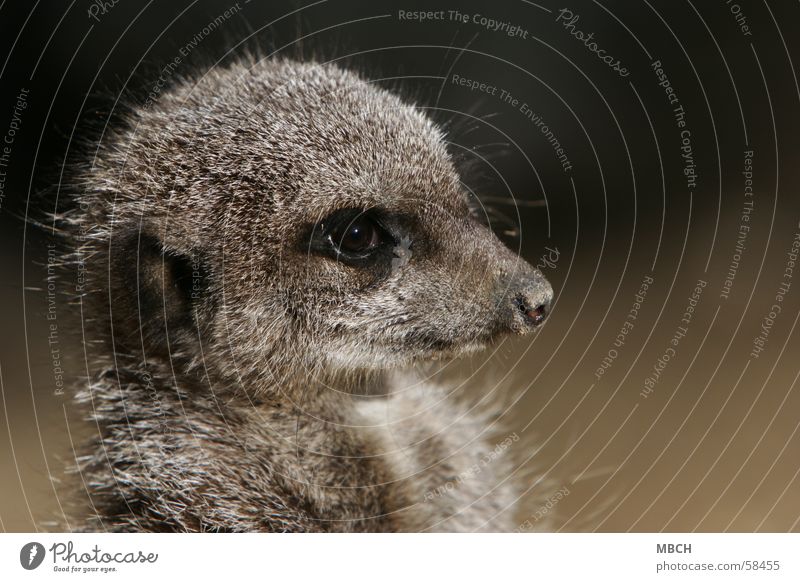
[306,208,397,266]
[331,215,382,255]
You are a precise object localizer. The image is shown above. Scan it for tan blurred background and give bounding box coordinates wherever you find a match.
[1,0,799,531]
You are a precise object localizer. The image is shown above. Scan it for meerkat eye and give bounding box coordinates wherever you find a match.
[323,210,392,260]
[332,216,381,254]
[306,208,398,266]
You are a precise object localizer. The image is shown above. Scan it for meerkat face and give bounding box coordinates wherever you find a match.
[88,59,552,386]
[294,195,553,369]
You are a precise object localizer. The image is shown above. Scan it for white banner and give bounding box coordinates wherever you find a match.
[0,533,796,581]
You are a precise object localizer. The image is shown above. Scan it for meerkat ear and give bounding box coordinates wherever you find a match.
[109,231,206,357]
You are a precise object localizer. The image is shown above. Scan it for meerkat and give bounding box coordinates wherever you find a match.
[63,57,553,532]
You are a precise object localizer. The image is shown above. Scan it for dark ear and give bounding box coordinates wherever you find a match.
[109,231,207,357]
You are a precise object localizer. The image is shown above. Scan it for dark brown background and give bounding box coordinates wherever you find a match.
[1,0,799,531]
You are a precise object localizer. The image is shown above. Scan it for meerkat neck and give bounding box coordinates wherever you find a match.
[217,366,390,410]
[290,368,390,400]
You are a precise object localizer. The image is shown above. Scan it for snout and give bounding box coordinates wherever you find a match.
[498,268,553,334]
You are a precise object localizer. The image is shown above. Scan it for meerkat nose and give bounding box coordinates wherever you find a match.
[515,293,549,327]
[505,269,553,332]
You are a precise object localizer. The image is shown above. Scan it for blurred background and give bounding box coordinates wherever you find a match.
[1,0,799,532]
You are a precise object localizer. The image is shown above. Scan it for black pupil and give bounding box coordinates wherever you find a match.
[339,219,374,253]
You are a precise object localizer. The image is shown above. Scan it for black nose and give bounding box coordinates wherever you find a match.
[493,260,553,335]
[515,293,549,327]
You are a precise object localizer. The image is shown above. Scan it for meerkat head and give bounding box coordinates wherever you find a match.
[74,59,552,394]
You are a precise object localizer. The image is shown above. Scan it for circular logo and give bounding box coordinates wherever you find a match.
[20,542,46,570]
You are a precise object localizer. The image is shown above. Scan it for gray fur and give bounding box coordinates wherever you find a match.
[66,58,553,532]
